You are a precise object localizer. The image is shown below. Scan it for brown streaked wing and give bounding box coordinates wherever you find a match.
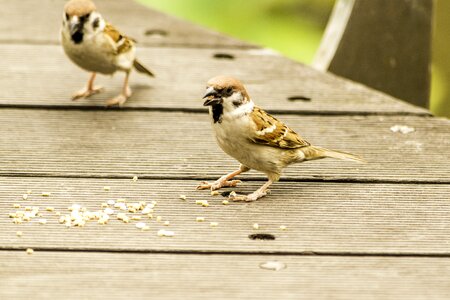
[104,23,135,54]
[249,107,310,149]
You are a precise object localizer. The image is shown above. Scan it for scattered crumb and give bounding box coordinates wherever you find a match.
[103,186,111,191]
[38,219,47,225]
[156,216,163,222]
[210,222,219,227]
[45,207,55,212]
[179,195,187,200]
[279,225,287,231]
[157,229,174,237]
[196,217,205,222]
[26,248,34,255]
[107,200,115,205]
[117,198,126,203]
[41,192,51,197]
[135,222,147,229]
[132,176,138,182]
[390,125,415,134]
[16,231,23,237]
[131,216,142,221]
[222,200,230,205]
[259,260,286,271]
[164,221,170,226]
[22,194,28,200]
[13,204,21,209]
[253,223,260,230]
[210,191,220,196]
[26,190,32,195]
[229,191,237,197]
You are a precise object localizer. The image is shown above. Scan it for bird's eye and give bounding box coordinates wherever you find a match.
[85,13,91,19]
[226,87,233,94]
[65,13,69,20]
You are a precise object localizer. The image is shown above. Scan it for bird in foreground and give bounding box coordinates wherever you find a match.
[197,76,365,202]
[61,0,154,106]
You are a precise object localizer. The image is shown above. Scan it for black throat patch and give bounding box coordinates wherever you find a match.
[212,104,223,123]
[71,15,88,44]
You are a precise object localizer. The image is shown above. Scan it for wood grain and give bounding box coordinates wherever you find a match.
[1,251,450,300]
[1,177,450,254]
[0,44,428,115]
[0,109,448,182]
[0,0,249,48]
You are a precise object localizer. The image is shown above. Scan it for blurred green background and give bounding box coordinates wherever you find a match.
[139,0,449,118]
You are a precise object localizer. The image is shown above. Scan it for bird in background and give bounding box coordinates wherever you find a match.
[197,76,365,201]
[61,0,154,106]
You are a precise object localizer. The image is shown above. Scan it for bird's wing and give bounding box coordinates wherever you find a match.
[104,23,135,54]
[249,106,310,149]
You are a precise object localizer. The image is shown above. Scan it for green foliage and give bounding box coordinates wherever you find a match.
[138,0,333,62]
[139,0,449,117]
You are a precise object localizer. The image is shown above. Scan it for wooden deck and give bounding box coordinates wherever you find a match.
[1,1,449,299]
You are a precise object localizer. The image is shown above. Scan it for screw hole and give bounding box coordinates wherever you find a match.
[144,29,168,37]
[213,53,235,60]
[221,191,232,197]
[248,233,276,241]
[287,96,311,102]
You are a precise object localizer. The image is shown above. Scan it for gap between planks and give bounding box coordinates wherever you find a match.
[0,104,432,117]
[0,173,449,185]
[3,247,450,259]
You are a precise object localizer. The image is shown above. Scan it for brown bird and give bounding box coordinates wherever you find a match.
[197,76,364,201]
[61,0,154,106]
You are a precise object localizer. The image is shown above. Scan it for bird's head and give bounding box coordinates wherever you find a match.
[63,0,104,44]
[203,76,250,112]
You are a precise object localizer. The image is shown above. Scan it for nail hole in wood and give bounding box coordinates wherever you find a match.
[213,53,235,60]
[221,191,232,197]
[144,29,168,37]
[287,96,311,102]
[249,233,276,241]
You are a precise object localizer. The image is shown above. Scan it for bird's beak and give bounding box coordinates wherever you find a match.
[69,17,82,36]
[203,87,222,106]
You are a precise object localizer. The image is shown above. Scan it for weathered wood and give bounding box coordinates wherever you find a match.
[314,0,433,108]
[0,44,428,115]
[1,177,450,254]
[0,0,250,48]
[1,251,450,300]
[0,109,448,182]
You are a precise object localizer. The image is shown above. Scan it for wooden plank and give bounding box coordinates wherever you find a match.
[314,0,433,108]
[1,251,450,300]
[0,44,428,115]
[1,177,450,254]
[0,109,448,182]
[0,0,249,48]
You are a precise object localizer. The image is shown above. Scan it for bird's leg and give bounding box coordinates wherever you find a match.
[72,73,103,100]
[197,165,250,191]
[106,71,132,107]
[230,179,273,202]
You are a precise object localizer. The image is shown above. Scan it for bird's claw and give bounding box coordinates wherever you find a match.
[106,94,128,107]
[196,180,242,191]
[229,190,268,202]
[106,87,132,107]
[72,86,104,100]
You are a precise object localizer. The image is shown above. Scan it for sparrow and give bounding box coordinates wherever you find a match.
[61,0,155,106]
[197,76,364,202]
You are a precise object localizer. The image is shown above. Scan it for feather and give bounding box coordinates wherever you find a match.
[249,107,310,149]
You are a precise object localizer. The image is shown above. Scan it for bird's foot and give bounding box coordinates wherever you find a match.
[229,189,270,202]
[72,86,103,100]
[106,86,132,107]
[196,179,242,191]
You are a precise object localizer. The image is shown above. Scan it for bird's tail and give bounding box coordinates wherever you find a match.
[133,60,155,77]
[300,146,365,163]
